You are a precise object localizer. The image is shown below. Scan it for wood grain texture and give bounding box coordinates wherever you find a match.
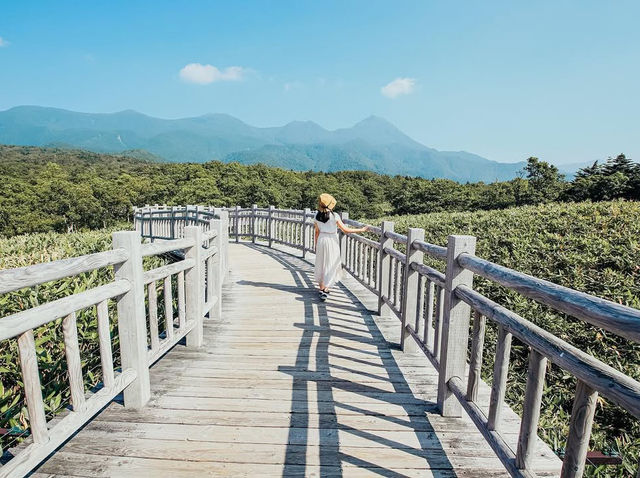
[516,349,548,470]
[96,300,115,388]
[561,381,598,478]
[457,252,640,343]
[62,312,86,412]
[31,242,560,478]
[455,284,640,418]
[0,249,128,295]
[438,235,476,417]
[112,231,150,409]
[0,280,130,341]
[147,282,160,351]
[17,330,49,444]
[184,226,203,347]
[401,228,424,352]
[488,325,513,431]
[467,310,486,403]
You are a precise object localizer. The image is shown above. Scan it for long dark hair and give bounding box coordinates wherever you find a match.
[316,209,333,223]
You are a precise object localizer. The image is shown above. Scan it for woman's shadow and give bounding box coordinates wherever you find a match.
[238,243,456,478]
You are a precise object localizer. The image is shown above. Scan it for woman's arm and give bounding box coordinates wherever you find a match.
[314,222,320,245]
[337,219,368,235]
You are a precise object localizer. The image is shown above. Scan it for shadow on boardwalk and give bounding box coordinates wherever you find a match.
[242,243,455,478]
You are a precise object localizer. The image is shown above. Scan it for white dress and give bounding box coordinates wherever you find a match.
[315,212,343,288]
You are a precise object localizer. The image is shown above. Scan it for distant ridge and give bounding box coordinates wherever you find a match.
[0,105,527,182]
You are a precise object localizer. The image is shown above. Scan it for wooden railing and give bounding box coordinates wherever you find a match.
[221,205,639,478]
[0,211,227,478]
[3,203,638,478]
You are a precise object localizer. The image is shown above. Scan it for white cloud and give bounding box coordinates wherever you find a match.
[381,77,416,98]
[179,63,247,85]
[0,37,9,47]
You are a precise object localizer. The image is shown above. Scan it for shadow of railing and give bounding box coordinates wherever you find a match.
[239,243,455,477]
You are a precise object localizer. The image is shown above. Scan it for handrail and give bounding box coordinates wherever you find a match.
[458,252,640,343]
[0,249,129,294]
[455,284,640,418]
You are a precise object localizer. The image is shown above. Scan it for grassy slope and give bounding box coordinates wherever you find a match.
[373,200,640,476]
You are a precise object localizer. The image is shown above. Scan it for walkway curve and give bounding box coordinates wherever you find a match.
[33,243,560,477]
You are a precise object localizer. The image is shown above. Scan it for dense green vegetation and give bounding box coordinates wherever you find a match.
[0,226,171,454]
[378,201,640,477]
[1,145,638,238]
[1,144,639,474]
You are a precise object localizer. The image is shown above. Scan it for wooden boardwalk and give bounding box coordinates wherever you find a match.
[32,243,561,477]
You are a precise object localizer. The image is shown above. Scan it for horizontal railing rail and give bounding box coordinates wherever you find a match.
[0,209,228,478]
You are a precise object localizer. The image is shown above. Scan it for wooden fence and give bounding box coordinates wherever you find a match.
[1,203,639,478]
[0,210,228,478]
[222,205,640,478]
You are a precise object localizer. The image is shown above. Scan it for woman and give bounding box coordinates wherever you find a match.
[314,193,368,300]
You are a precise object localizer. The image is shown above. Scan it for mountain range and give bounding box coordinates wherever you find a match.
[0,105,540,182]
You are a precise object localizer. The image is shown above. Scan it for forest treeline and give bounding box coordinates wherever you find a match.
[0,144,638,236]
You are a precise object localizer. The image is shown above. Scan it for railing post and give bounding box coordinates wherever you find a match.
[438,234,476,417]
[268,205,275,248]
[302,208,311,258]
[340,212,349,264]
[210,218,223,319]
[378,221,394,316]
[213,208,229,278]
[561,380,598,478]
[516,348,548,470]
[112,231,151,408]
[184,226,204,347]
[170,206,176,238]
[149,208,154,242]
[234,205,240,242]
[401,228,424,351]
[251,204,258,244]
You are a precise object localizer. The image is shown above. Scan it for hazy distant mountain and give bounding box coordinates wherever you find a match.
[0,105,527,182]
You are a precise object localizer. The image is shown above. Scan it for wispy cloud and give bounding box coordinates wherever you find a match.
[179,63,247,85]
[381,77,416,98]
[284,81,303,92]
[0,37,10,48]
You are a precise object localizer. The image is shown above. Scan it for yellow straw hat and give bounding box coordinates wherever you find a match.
[318,193,337,211]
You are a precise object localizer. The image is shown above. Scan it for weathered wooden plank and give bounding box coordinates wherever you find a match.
[457,252,640,343]
[456,284,640,418]
[139,238,193,258]
[142,259,194,285]
[112,231,150,409]
[17,329,49,444]
[96,300,115,388]
[438,235,476,417]
[467,310,486,402]
[62,312,86,412]
[0,281,130,342]
[516,348,548,470]
[561,380,598,478]
[488,325,513,431]
[0,249,128,295]
[147,282,160,351]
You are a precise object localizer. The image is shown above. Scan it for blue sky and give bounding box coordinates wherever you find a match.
[0,0,638,165]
